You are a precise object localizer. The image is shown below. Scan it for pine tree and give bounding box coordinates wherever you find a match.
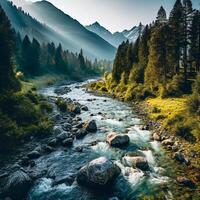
[0,5,20,93]
[156,6,167,24]
[182,0,194,81]
[31,38,41,75]
[21,35,32,75]
[189,10,200,73]
[145,24,171,89]
[55,43,66,73]
[168,0,183,74]
[78,49,86,71]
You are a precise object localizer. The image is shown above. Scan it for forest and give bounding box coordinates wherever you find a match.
[91,0,200,141]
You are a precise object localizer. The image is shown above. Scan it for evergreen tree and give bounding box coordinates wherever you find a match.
[145,24,171,89]
[55,43,66,73]
[31,38,41,75]
[0,5,20,93]
[156,6,167,24]
[169,0,183,74]
[182,0,194,81]
[21,35,32,75]
[189,10,200,72]
[78,49,86,71]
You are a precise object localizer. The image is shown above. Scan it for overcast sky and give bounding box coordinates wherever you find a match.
[11,0,200,33]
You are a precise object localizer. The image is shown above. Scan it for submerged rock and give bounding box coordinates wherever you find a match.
[84,120,97,132]
[62,138,73,147]
[76,129,88,139]
[27,151,41,159]
[77,157,121,188]
[54,86,71,95]
[81,105,89,111]
[106,132,130,147]
[122,156,150,171]
[4,170,32,200]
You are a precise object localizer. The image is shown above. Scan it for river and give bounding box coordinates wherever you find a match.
[24,79,176,200]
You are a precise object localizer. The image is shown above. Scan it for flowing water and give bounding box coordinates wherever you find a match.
[27,80,174,200]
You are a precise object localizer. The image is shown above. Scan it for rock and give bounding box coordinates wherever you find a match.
[0,172,8,179]
[84,120,97,132]
[77,157,121,188]
[141,124,150,130]
[54,174,76,186]
[62,123,72,131]
[76,129,88,139]
[106,132,130,147]
[70,105,81,114]
[177,176,195,188]
[62,138,73,147]
[174,152,190,165]
[48,139,57,147]
[152,132,161,141]
[43,145,54,153]
[122,156,150,171]
[54,86,71,95]
[56,132,68,142]
[53,127,62,135]
[74,123,83,129]
[4,170,32,200]
[20,157,29,167]
[75,146,83,153]
[81,106,89,111]
[162,139,174,146]
[27,151,41,159]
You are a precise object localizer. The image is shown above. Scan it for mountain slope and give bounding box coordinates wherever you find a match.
[86,22,145,47]
[122,24,144,42]
[23,0,116,60]
[0,0,79,52]
[86,22,127,47]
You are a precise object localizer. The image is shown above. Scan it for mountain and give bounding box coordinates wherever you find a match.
[0,0,78,53]
[86,22,145,47]
[122,23,144,42]
[22,0,116,60]
[86,22,127,48]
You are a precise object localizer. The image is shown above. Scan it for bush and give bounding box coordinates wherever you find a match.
[40,102,53,113]
[161,74,187,98]
[129,64,144,84]
[187,92,200,115]
[56,98,68,112]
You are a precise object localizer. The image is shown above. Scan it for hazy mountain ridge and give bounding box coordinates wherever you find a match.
[86,22,127,47]
[86,22,145,47]
[22,0,116,60]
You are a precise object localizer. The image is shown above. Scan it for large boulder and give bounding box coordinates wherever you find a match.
[4,170,32,200]
[122,156,150,171]
[84,120,97,132]
[177,176,195,188]
[106,132,130,147]
[77,157,121,188]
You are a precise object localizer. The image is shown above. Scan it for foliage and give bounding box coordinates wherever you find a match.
[56,98,68,112]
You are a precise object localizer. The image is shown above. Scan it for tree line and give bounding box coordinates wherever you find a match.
[112,0,200,98]
[15,34,111,79]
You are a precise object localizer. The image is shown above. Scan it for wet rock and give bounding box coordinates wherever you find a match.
[53,127,62,135]
[43,145,54,153]
[70,105,81,115]
[76,129,88,139]
[75,146,83,153]
[4,170,32,200]
[62,123,72,131]
[177,176,195,188]
[54,174,76,186]
[20,156,29,167]
[0,172,8,179]
[141,124,150,130]
[106,132,130,147]
[81,105,89,111]
[27,151,41,159]
[56,132,68,142]
[162,139,174,146]
[74,123,83,129]
[152,132,161,141]
[62,138,73,147]
[54,86,71,95]
[174,152,190,165]
[122,156,150,171]
[52,114,62,122]
[84,120,97,132]
[48,139,58,147]
[77,157,121,188]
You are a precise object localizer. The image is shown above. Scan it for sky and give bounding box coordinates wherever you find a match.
[11,0,200,33]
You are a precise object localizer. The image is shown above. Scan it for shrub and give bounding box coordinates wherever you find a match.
[56,98,68,112]
[40,102,53,113]
[161,74,187,98]
[187,92,200,115]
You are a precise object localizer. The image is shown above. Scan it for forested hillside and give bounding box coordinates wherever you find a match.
[91,0,200,139]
